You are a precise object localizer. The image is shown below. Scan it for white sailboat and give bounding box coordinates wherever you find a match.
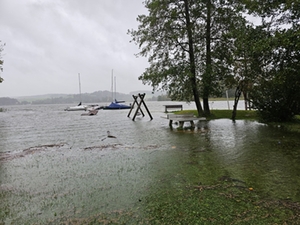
[64,73,88,111]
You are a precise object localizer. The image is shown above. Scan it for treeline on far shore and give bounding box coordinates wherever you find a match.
[0,89,237,106]
[0,92,171,106]
[0,96,168,106]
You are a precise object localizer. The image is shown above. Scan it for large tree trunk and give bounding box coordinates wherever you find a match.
[232,85,242,120]
[184,0,203,116]
[203,0,212,116]
[243,91,249,110]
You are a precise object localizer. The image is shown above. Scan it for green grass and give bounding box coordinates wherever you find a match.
[50,179,300,224]
[176,109,300,133]
[140,179,300,225]
[269,115,300,133]
[177,109,259,120]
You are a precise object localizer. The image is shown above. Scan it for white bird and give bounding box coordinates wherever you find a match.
[107,131,116,138]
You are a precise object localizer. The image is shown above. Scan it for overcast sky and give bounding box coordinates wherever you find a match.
[0,0,151,97]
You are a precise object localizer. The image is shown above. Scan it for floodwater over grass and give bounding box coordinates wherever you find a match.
[1,102,300,224]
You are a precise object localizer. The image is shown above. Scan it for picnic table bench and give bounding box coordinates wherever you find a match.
[164,104,183,112]
[162,114,206,128]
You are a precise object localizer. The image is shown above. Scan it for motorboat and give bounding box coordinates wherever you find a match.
[64,102,87,111]
[64,102,88,111]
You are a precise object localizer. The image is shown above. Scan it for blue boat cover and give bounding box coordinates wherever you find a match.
[105,102,131,109]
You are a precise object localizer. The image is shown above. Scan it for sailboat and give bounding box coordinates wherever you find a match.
[103,70,132,110]
[64,73,88,111]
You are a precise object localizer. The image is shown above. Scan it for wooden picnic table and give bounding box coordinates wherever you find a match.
[162,114,206,128]
[163,104,183,112]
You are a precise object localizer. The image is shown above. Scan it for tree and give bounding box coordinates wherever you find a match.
[229,25,272,120]
[0,41,4,83]
[129,0,203,116]
[129,0,246,116]
[250,27,300,121]
[241,1,300,121]
[198,0,246,115]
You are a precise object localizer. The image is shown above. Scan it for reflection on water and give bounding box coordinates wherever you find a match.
[0,102,300,223]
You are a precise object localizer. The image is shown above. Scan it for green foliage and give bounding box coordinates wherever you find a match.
[251,69,300,122]
[236,1,300,122]
[130,1,300,122]
[129,0,246,116]
[250,27,300,121]
[130,0,200,100]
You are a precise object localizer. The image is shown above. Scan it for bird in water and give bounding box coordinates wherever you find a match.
[107,131,116,138]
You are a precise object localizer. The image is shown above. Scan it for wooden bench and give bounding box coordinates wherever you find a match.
[164,104,183,112]
[162,114,206,128]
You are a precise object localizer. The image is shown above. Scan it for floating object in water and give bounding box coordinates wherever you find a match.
[81,109,98,116]
[107,131,116,138]
[100,131,116,141]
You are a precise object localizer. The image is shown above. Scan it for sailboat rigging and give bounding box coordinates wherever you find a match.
[103,70,131,110]
[78,73,82,105]
[64,73,88,111]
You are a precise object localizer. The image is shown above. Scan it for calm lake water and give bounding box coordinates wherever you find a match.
[0,101,300,224]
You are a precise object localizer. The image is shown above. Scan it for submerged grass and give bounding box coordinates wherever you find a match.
[141,180,300,225]
[269,115,300,133]
[177,109,300,133]
[45,179,300,224]
[177,109,258,120]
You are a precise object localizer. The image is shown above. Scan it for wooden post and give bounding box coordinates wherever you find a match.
[138,93,153,120]
[127,95,141,117]
[128,93,153,121]
[133,95,145,118]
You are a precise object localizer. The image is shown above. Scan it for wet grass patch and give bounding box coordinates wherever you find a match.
[139,179,300,224]
[177,109,258,120]
[269,115,300,133]
[41,178,300,224]
[177,110,300,133]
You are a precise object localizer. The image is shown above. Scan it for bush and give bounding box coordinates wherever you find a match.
[251,72,300,122]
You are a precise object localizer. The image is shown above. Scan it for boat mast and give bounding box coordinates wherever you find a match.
[111,69,114,102]
[114,75,116,101]
[78,73,82,103]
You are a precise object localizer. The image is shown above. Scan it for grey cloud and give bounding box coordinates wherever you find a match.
[0,0,150,97]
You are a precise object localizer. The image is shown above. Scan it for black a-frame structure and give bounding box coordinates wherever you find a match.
[127,93,153,121]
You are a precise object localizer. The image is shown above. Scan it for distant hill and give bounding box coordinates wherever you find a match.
[0,90,166,105]
[0,97,19,105]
